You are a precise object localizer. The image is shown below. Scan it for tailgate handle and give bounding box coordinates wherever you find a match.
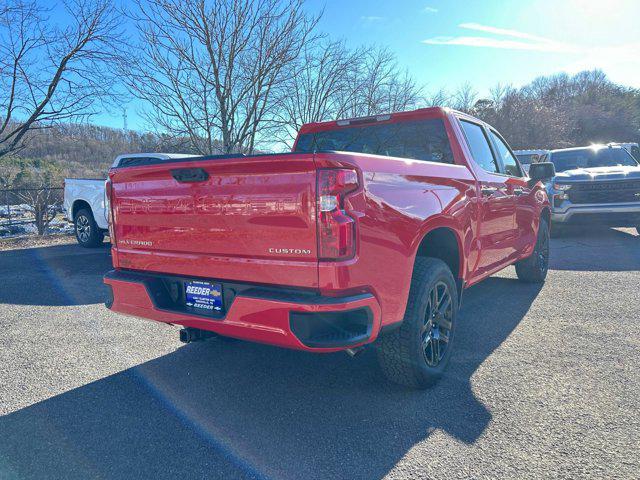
[171,168,209,183]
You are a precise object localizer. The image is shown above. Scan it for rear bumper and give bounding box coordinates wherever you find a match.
[551,202,640,225]
[104,269,382,352]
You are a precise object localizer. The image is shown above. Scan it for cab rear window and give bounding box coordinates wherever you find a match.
[295,119,454,164]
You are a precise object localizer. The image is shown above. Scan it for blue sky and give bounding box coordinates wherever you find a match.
[92,0,640,130]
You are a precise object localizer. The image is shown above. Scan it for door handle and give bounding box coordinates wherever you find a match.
[481,186,498,197]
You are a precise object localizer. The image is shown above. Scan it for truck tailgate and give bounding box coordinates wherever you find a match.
[109,153,319,288]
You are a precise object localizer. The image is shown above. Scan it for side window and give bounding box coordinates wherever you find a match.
[459,120,499,174]
[489,130,522,177]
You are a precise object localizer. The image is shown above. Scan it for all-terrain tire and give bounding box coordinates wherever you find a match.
[515,218,550,283]
[376,257,458,389]
[74,208,104,248]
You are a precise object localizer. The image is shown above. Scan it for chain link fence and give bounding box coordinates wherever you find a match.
[0,186,71,237]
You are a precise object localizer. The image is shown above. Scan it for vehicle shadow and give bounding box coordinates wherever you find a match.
[0,242,112,306]
[0,275,542,480]
[550,226,640,272]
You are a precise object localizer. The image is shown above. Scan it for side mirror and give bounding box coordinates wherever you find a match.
[528,162,555,186]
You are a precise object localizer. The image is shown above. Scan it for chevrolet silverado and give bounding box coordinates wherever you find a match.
[104,107,553,388]
[546,145,640,235]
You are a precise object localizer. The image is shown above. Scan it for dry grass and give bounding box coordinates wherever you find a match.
[0,233,76,251]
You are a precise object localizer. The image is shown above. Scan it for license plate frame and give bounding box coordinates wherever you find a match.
[184,280,224,314]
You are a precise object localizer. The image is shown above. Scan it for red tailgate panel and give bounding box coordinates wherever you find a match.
[110,154,319,288]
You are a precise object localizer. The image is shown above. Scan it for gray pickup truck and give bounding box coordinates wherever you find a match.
[547,144,640,234]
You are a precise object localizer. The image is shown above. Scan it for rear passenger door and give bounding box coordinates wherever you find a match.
[458,119,517,276]
[488,129,537,250]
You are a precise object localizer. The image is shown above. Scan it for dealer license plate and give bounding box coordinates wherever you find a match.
[184,280,223,313]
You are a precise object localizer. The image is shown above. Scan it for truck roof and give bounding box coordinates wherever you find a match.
[111,152,198,169]
[297,107,450,135]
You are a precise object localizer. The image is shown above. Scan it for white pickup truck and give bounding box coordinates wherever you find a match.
[64,153,196,247]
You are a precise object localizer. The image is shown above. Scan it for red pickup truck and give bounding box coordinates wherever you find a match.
[104,107,553,388]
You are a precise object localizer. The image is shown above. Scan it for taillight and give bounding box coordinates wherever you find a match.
[317,168,358,260]
[105,178,115,242]
[105,178,112,218]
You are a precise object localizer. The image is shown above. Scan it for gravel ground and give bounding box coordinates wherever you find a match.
[1,228,639,479]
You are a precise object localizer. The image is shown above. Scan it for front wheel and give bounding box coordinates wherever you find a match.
[74,208,104,248]
[376,257,458,389]
[515,217,550,283]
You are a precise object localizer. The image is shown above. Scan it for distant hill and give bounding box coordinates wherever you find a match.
[14,123,209,179]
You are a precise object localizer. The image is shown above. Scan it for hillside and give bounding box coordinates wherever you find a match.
[15,124,205,180]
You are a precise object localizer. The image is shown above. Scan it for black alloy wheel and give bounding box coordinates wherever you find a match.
[421,281,453,367]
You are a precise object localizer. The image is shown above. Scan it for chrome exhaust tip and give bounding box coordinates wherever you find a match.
[345,346,365,357]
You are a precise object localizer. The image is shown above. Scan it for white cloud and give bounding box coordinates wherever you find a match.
[423,23,578,53]
[422,23,640,88]
[360,16,384,22]
[423,6,438,13]
[458,23,553,44]
[423,35,577,53]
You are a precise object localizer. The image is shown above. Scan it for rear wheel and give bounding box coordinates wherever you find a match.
[376,258,458,389]
[515,218,550,283]
[74,208,103,248]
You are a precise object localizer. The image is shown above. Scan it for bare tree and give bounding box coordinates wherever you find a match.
[4,156,64,235]
[339,47,422,118]
[14,186,61,235]
[424,87,450,107]
[452,82,478,113]
[489,83,510,110]
[0,0,126,159]
[470,69,640,150]
[270,40,360,148]
[269,44,422,149]
[124,0,319,154]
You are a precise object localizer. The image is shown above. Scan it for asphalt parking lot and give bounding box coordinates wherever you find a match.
[1,228,639,479]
